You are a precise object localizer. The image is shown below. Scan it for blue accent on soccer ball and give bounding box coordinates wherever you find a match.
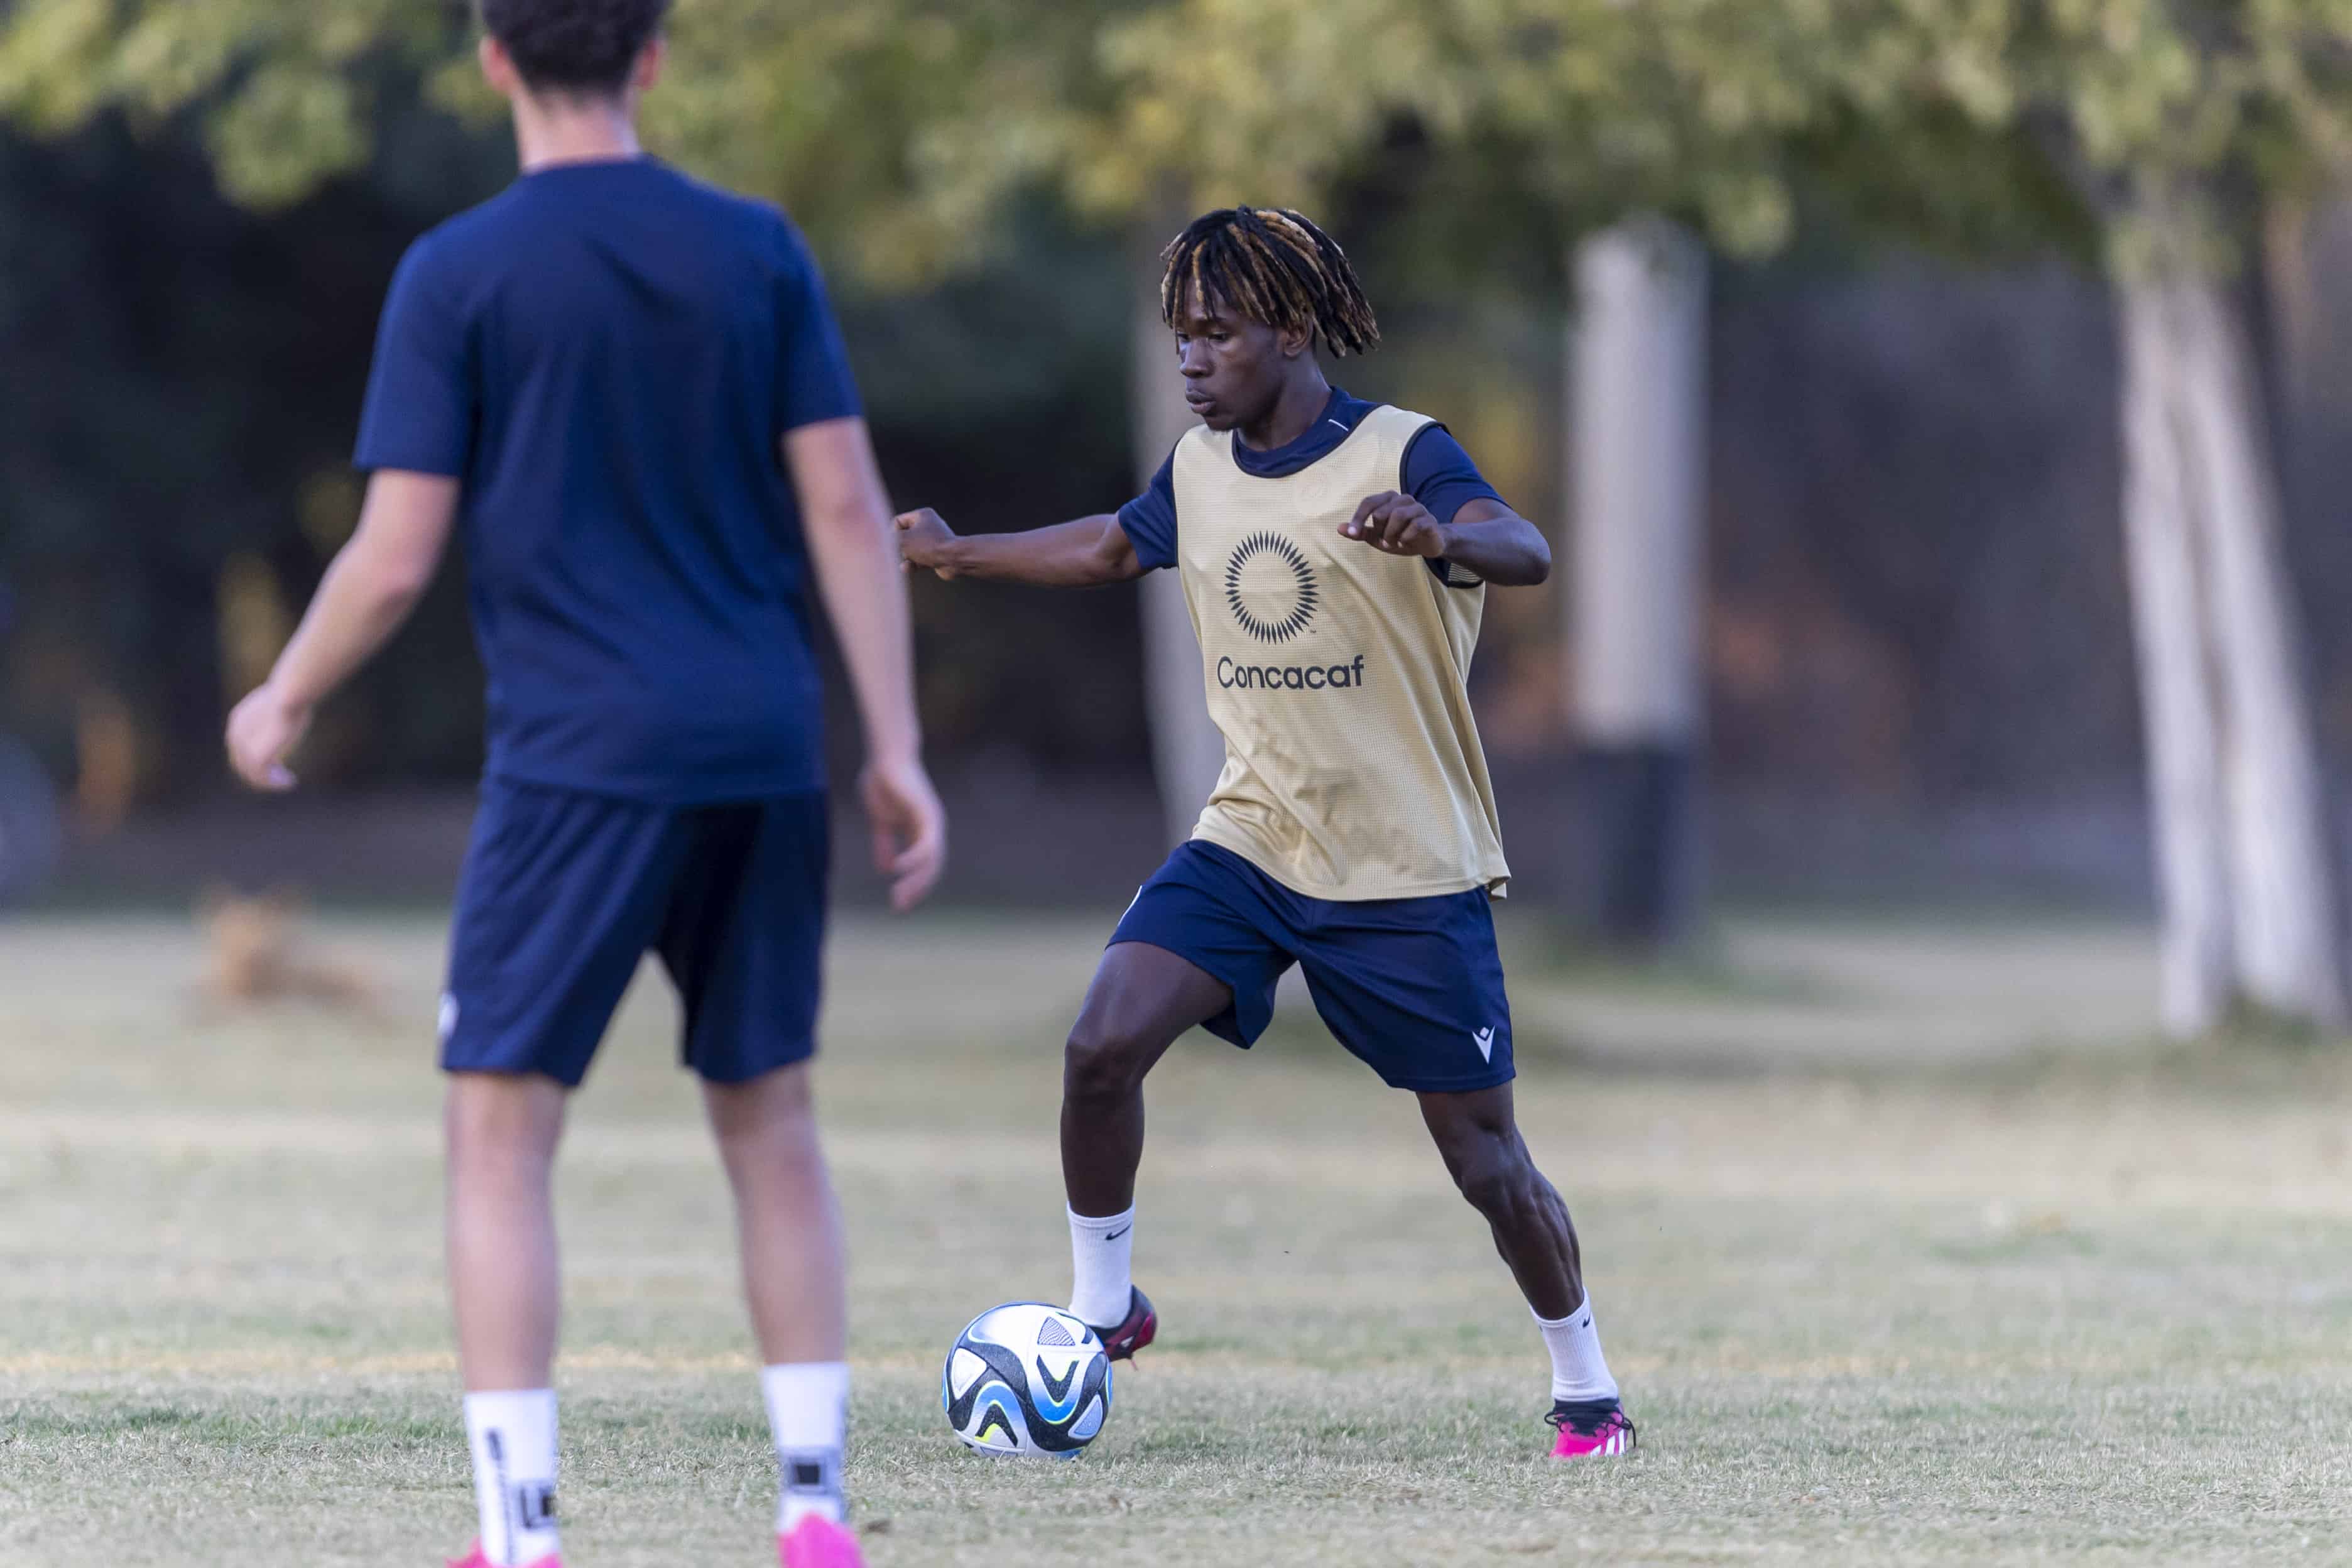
[963,1385,1026,1450]
[1026,1357,1086,1424]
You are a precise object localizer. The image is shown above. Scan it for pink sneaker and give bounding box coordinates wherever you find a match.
[779,1515,867,1568]
[1546,1400,1636,1459]
[1084,1285,1158,1364]
[448,1545,561,1568]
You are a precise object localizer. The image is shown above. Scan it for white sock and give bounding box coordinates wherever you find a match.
[761,1361,848,1532]
[463,1389,559,1567]
[1536,1297,1620,1403]
[1066,1205,1135,1329]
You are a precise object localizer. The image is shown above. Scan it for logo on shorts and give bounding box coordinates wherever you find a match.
[1225,532,1318,644]
[1472,1026,1496,1062]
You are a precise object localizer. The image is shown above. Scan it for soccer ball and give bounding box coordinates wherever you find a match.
[942,1302,1112,1459]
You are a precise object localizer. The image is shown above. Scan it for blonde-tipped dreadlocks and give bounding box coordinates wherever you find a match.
[1160,208,1380,357]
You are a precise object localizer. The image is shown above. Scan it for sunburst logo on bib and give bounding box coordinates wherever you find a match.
[1224,532,1319,644]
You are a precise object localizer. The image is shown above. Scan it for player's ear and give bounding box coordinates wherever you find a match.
[1277,322,1314,360]
[631,36,667,94]
[479,34,520,99]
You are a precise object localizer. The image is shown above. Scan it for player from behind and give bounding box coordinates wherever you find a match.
[224,3,942,1565]
[896,208,1633,1458]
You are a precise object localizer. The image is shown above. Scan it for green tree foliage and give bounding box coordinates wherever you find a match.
[920,0,2352,274]
[0,0,1118,284]
[8,2,2349,276]
[0,0,468,205]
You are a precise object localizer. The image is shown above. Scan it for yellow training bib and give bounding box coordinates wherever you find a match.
[1170,404,1511,900]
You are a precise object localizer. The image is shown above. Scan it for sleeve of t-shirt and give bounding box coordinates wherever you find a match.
[1403,422,1508,588]
[775,221,863,433]
[353,235,476,476]
[1114,450,1179,572]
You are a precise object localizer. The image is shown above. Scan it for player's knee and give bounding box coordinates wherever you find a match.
[1063,1018,1151,1102]
[444,1073,564,1169]
[705,1061,815,1148]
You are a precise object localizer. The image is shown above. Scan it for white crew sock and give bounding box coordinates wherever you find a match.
[762,1361,849,1532]
[1066,1205,1136,1329]
[463,1390,559,1566]
[1536,1298,1620,1404]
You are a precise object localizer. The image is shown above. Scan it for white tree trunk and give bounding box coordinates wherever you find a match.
[1131,223,1222,846]
[2117,273,2344,1033]
[1567,218,1707,945]
[2118,285,2236,1035]
[1570,219,1707,748]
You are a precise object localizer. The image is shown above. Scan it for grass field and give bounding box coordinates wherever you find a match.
[4,906,2351,1566]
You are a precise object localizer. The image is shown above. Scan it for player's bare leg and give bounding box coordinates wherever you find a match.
[1420,1083,1634,1457]
[1058,940,1231,1353]
[446,1072,568,1390]
[445,1072,567,1564]
[705,1061,854,1552]
[1419,1083,1582,1315]
[1062,941,1231,1214]
[707,1062,846,1364]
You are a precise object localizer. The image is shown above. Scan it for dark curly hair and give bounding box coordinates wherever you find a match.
[479,0,672,96]
[1161,208,1380,357]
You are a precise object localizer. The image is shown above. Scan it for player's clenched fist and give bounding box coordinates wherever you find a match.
[895,508,962,579]
[224,682,310,792]
[1342,491,1448,558]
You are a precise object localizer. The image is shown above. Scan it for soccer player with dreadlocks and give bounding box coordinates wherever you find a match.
[896,207,1635,1458]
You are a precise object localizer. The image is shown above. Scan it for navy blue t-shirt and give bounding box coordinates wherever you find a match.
[1117,387,1505,577]
[355,158,861,803]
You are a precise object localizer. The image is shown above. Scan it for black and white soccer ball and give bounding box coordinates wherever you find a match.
[942,1302,1112,1459]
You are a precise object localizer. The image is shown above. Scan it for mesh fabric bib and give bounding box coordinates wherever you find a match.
[1170,404,1511,900]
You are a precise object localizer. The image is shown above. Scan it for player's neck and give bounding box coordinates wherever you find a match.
[1234,371,1333,454]
[510,92,644,173]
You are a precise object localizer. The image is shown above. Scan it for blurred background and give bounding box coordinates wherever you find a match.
[4,0,2352,1042]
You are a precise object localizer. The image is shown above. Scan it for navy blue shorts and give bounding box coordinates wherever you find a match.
[1109,841,1514,1094]
[441,780,829,1087]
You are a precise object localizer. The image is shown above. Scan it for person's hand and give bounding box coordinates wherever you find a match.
[894,508,962,579]
[224,682,311,792]
[860,753,947,913]
[1341,491,1449,558]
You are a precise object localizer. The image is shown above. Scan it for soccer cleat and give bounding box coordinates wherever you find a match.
[1546,1398,1636,1459]
[778,1515,866,1568]
[1085,1285,1157,1363]
[448,1545,560,1568]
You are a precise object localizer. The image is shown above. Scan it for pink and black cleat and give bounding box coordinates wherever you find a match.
[779,1515,867,1568]
[1086,1285,1158,1363]
[1546,1399,1636,1459]
[449,1545,560,1568]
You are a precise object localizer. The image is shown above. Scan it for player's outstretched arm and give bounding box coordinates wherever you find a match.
[1342,494,1551,587]
[224,471,459,791]
[786,416,947,913]
[894,508,1144,589]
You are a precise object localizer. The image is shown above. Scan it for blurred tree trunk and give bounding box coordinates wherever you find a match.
[2259,199,2327,464]
[1130,219,1222,846]
[2117,253,2345,1035]
[1568,219,1707,950]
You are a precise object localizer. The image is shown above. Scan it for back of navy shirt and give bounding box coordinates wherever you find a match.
[355,158,859,803]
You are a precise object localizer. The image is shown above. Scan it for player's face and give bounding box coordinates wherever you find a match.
[1172,289,1288,433]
